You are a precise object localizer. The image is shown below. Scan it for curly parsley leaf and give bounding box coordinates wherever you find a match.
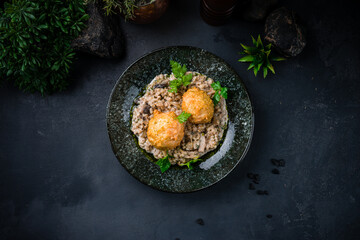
[211,81,222,91]
[169,79,182,93]
[179,158,203,170]
[169,60,193,93]
[177,112,191,123]
[155,154,172,173]
[182,73,193,86]
[211,81,228,105]
[170,60,186,76]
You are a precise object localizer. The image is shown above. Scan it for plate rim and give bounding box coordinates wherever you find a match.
[106,45,255,193]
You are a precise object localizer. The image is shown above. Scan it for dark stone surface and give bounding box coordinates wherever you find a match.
[71,2,125,58]
[1,0,360,239]
[265,7,306,57]
[240,0,278,22]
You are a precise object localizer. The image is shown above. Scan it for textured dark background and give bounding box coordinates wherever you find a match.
[1,0,360,239]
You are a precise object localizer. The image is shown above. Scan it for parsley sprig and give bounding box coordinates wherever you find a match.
[179,158,203,170]
[211,81,228,105]
[155,153,173,173]
[169,60,193,93]
[177,112,191,123]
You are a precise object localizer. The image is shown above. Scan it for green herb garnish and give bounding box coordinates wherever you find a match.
[155,153,172,173]
[238,35,286,78]
[211,81,228,105]
[177,112,191,123]
[179,158,203,170]
[169,60,193,93]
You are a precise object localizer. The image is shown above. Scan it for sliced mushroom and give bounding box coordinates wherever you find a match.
[154,83,168,89]
[198,135,206,152]
[142,104,151,115]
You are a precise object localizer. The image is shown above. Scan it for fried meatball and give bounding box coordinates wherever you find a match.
[181,87,214,124]
[147,110,185,150]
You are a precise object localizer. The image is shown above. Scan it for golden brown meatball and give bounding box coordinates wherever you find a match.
[181,87,214,124]
[147,110,185,150]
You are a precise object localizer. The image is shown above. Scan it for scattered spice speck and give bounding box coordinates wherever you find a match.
[256,190,268,195]
[271,158,285,167]
[247,173,255,179]
[196,218,204,226]
[266,214,273,218]
[247,172,260,184]
[272,168,280,174]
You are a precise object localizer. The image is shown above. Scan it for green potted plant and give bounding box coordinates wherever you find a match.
[102,0,170,24]
[0,0,88,94]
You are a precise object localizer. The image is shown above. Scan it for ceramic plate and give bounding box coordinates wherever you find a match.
[106,46,254,193]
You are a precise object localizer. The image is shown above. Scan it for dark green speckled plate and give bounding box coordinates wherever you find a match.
[106,46,254,193]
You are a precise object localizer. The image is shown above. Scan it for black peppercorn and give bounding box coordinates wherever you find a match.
[196,218,204,226]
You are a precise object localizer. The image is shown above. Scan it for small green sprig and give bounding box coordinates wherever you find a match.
[238,35,286,78]
[211,81,228,105]
[179,158,203,170]
[155,152,173,173]
[169,60,193,93]
[177,112,191,123]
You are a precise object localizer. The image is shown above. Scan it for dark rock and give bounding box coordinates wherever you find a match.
[240,0,278,22]
[265,7,306,57]
[249,183,255,190]
[271,168,280,174]
[72,2,125,58]
[266,214,273,218]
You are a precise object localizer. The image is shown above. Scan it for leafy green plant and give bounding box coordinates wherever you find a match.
[211,81,228,105]
[169,60,193,93]
[177,111,191,123]
[97,0,154,20]
[238,35,286,78]
[0,0,88,95]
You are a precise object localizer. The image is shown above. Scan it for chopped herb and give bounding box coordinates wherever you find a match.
[169,60,193,93]
[177,112,191,123]
[179,158,203,170]
[211,81,228,105]
[155,153,172,173]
